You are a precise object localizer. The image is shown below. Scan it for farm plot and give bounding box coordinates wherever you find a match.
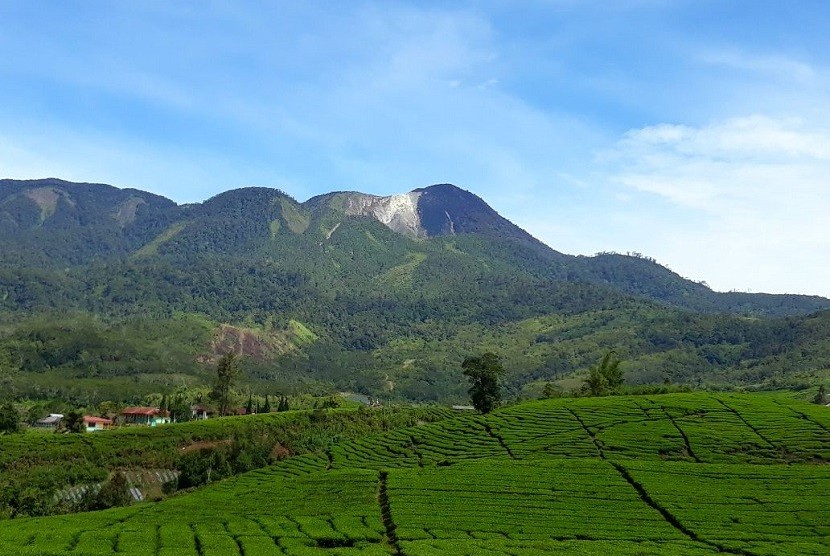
[652,394,830,463]
[330,428,420,469]
[566,396,689,460]
[717,394,830,461]
[136,467,390,554]
[328,414,509,471]
[267,453,329,479]
[482,401,598,458]
[410,416,507,465]
[550,394,830,464]
[386,458,713,553]
[399,539,719,556]
[621,460,830,556]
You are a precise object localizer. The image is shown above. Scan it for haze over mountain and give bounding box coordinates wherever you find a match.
[1,178,829,403]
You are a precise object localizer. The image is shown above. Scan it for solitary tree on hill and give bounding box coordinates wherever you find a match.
[462,352,505,414]
[584,351,624,396]
[210,352,240,416]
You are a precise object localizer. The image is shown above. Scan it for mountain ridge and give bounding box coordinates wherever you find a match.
[1,177,827,317]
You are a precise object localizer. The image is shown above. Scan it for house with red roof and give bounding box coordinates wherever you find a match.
[83,416,113,432]
[121,407,170,427]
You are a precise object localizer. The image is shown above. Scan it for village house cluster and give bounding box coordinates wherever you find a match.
[35,406,171,432]
[32,403,258,432]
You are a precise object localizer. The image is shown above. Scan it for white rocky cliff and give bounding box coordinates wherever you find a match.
[342,191,426,238]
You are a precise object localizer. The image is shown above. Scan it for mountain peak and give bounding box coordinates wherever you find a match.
[308,183,537,244]
[412,183,465,194]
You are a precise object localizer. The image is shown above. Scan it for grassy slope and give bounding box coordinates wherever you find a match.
[0,393,828,555]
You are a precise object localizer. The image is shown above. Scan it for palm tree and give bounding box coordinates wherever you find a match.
[584,351,623,396]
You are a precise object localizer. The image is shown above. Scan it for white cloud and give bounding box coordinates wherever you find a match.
[699,50,816,83]
[619,116,830,161]
[604,116,830,297]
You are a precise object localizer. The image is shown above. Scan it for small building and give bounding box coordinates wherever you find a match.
[451,405,476,411]
[121,407,170,427]
[190,405,214,420]
[83,416,113,432]
[35,414,63,429]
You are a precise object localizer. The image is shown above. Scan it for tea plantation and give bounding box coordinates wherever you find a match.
[0,393,828,555]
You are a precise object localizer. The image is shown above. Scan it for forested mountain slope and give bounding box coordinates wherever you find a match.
[1,178,828,402]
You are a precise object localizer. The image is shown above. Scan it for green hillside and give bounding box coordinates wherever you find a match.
[4,302,830,404]
[1,393,827,555]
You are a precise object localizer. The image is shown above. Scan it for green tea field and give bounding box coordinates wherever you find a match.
[0,393,828,555]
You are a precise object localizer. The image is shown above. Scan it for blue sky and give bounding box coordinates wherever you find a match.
[1,1,829,296]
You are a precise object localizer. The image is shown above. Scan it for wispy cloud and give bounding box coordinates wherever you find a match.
[603,116,830,296]
[699,50,817,83]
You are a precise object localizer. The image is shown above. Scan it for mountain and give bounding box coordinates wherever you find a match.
[2,179,824,315]
[1,178,829,403]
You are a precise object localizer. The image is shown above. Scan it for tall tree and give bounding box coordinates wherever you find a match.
[0,402,20,434]
[210,352,240,416]
[169,392,191,423]
[462,352,505,414]
[63,411,84,433]
[91,472,132,510]
[0,347,17,398]
[583,351,624,396]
